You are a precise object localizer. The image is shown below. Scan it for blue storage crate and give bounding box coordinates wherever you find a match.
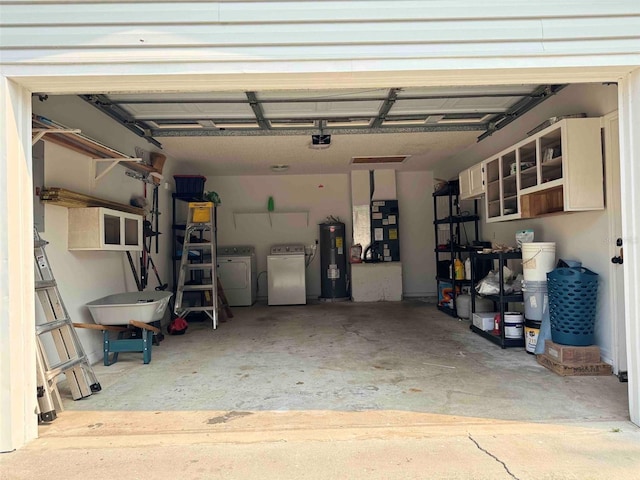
[547,267,598,346]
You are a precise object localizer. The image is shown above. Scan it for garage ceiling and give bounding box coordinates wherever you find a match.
[80,84,565,176]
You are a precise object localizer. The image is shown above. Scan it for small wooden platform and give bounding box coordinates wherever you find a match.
[537,353,612,377]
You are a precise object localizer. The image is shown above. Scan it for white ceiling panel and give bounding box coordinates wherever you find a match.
[397,85,538,97]
[392,98,508,115]
[256,89,388,101]
[120,102,254,120]
[108,92,248,102]
[262,100,382,118]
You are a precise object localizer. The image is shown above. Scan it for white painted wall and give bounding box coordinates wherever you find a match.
[397,171,436,297]
[0,77,37,453]
[435,83,620,364]
[32,96,176,364]
[208,171,437,299]
[208,174,351,298]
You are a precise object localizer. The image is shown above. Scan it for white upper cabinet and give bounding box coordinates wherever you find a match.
[483,117,603,223]
[459,162,485,200]
[68,207,143,251]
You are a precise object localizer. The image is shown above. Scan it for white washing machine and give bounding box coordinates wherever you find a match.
[216,245,257,307]
[267,244,306,305]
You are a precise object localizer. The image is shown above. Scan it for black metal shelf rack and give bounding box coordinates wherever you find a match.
[433,180,480,318]
[470,250,525,348]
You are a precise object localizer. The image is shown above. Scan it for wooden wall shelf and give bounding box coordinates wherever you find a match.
[32,115,161,182]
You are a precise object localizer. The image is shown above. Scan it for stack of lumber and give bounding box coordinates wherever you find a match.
[40,188,144,216]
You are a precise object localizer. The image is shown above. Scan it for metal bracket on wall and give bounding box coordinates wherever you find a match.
[125,169,163,185]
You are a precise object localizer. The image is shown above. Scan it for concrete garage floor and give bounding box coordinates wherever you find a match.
[62,300,628,421]
[4,301,640,480]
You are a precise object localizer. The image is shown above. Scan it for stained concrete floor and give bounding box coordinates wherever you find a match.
[3,301,640,480]
[60,300,629,422]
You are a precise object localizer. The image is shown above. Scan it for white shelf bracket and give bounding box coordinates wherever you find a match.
[93,158,143,182]
[32,128,81,146]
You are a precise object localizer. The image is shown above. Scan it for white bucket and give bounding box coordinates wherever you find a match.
[503,312,524,339]
[522,280,549,321]
[522,242,556,281]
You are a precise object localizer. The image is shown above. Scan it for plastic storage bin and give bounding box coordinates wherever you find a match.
[473,312,498,331]
[547,267,599,346]
[174,175,206,198]
[455,294,494,320]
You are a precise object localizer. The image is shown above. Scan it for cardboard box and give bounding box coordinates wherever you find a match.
[537,353,612,377]
[545,341,601,365]
[473,312,498,331]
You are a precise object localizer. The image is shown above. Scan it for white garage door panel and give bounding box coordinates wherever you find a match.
[1,21,547,49]
[2,1,639,72]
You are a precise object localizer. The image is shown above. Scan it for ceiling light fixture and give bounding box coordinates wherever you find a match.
[270,164,290,172]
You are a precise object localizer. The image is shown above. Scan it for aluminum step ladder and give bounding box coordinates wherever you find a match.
[34,229,101,422]
[174,202,220,329]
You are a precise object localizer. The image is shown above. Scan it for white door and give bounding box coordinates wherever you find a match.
[604,112,627,377]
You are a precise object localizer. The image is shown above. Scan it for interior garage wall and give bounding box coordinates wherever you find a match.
[207,170,436,300]
[397,170,436,298]
[208,174,351,299]
[434,83,620,363]
[32,96,176,364]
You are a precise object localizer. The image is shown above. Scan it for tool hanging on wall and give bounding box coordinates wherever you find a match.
[129,179,165,292]
[126,242,168,292]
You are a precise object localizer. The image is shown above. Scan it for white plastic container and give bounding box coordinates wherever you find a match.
[86,291,173,325]
[503,312,524,339]
[456,294,494,320]
[522,280,549,321]
[522,242,556,281]
[473,312,498,331]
